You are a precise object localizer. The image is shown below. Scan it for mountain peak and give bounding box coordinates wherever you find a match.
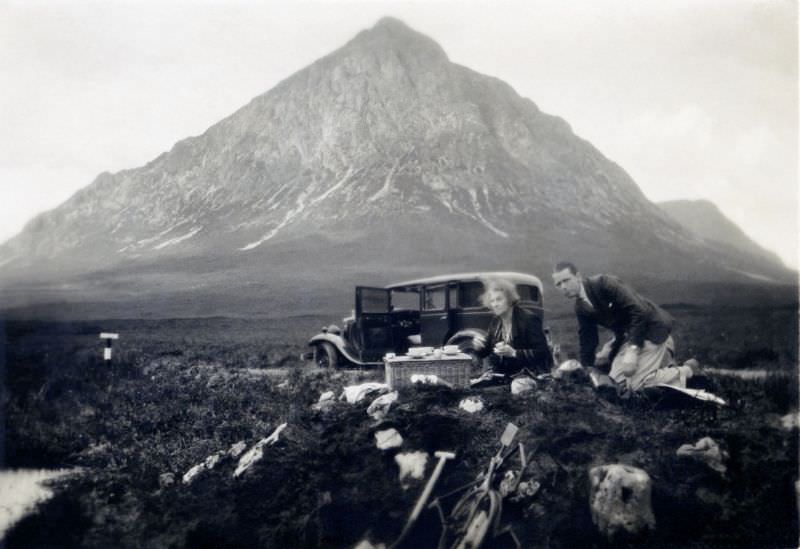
[346,16,449,63]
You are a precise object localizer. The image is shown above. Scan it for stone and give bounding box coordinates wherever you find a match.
[589,464,655,540]
[676,437,728,474]
[366,391,399,421]
[228,441,248,458]
[233,423,288,478]
[511,376,537,394]
[158,472,175,489]
[375,428,403,450]
[182,463,206,485]
[395,451,428,482]
[458,397,484,413]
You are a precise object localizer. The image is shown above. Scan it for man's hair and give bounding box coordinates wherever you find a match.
[554,261,578,274]
[480,278,520,309]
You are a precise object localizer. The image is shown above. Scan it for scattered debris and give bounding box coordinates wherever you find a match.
[589,464,656,540]
[781,411,799,430]
[458,396,485,413]
[375,428,404,450]
[312,390,337,412]
[410,374,453,388]
[394,451,429,482]
[233,423,288,478]
[340,383,390,404]
[182,463,206,485]
[676,437,728,474]
[228,441,247,458]
[511,376,537,394]
[367,391,399,421]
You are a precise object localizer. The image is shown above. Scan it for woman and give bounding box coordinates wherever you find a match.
[474,278,553,378]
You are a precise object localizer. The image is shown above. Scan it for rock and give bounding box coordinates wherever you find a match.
[375,428,403,450]
[458,397,485,413]
[395,451,428,482]
[205,451,226,470]
[676,437,728,474]
[511,376,537,394]
[367,391,399,421]
[228,441,248,458]
[781,411,799,430]
[234,423,288,478]
[182,463,206,485]
[589,464,655,540]
[340,383,390,404]
[159,472,175,488]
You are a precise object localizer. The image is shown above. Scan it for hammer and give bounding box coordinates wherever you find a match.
[392,450,456,548]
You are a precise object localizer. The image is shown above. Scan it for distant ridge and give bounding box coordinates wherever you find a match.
[658,199,785,268]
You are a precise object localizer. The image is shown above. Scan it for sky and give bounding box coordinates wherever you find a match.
[1,0,797,267]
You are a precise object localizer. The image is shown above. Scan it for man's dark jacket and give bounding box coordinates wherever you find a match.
[478,305,553,376]
[577,274,674,368]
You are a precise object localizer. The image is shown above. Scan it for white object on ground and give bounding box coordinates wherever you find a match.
[340,383,390,404]
[395,451,429,482]
[410,374,453,388]
[553,359,583,379]
[312,390,337,411]
[182,463,206,485]
[233,423,288,478]
[511,377,537,394]
[375,428,404,450]
[367,391,399,421]
[781,411,799,430]
[459,397,485,413]
[676,437,728,474]
[228,441,247,458]
[656,384,727,405]
[589,464,656,539]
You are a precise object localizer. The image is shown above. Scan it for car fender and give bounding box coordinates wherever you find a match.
[308,333,365,365]
[446,328,488,352]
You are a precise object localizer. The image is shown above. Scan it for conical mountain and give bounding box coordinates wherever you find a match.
[0,18,793,316]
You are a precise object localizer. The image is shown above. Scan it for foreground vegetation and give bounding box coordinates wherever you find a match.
[3,306,798,548]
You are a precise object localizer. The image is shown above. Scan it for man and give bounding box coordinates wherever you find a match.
[551,261,699,392]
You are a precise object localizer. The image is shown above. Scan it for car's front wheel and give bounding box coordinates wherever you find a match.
[314,342,339,369]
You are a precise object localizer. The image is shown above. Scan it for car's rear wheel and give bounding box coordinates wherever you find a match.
[314,342,339,369]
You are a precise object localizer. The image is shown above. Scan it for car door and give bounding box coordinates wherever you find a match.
[355,286,394,362]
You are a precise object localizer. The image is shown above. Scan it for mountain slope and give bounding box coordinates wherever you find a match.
[0,18,794,316]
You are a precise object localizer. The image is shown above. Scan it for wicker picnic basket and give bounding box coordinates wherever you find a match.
[384,356,472,389]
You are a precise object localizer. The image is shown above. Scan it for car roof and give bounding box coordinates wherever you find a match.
[386,272,544,292]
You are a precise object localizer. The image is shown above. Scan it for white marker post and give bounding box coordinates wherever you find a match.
[99,333,119,363]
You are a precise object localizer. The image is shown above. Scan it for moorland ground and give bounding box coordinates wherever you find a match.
[2,303,798,548]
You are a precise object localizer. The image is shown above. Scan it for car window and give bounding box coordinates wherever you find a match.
[391,290,419,310]
[517,284,540,302]
[360,288,390,313]
[459,282,484,308]
[422,285,446,311]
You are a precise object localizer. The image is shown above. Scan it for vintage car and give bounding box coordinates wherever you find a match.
[306,271,556,368]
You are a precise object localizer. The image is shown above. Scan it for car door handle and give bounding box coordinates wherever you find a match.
[439,315,447,320]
